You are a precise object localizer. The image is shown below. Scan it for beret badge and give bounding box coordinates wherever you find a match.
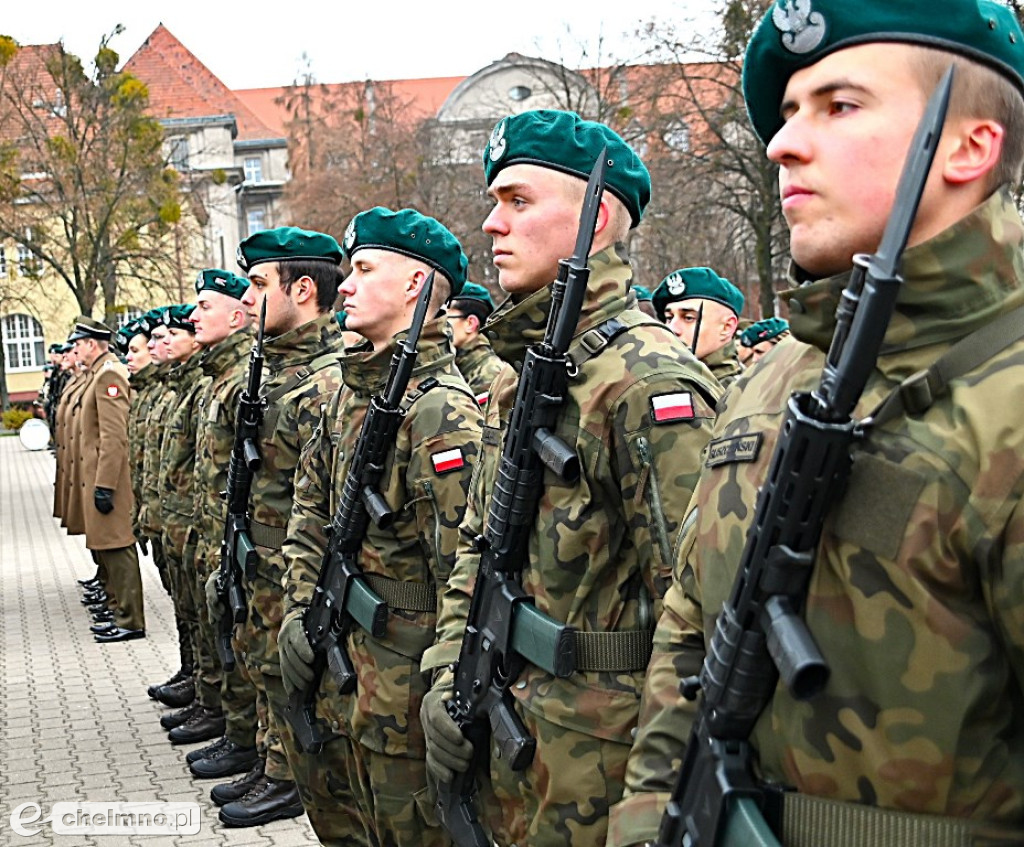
[343,219,357,251]
[773,0,827,54]
[488,119,507,163]
[666,273,686,296]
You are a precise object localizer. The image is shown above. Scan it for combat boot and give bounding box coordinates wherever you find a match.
[189,740,259,779]
[147,666,192,700]
[168,707,225,745]
[154,677,195,709]
[209,759,264,807]
[218,776,304,827]
[186,736,228,764]
[160,701,200,731]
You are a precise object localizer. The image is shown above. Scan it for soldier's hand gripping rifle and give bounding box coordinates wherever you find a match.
[283,272,436,755]
[657,68,954,847]
[436,150,607,847]
[216,299,267,673]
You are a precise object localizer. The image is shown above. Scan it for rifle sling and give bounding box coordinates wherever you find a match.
[781,791,1024,847]
[362,573,436,613]
[572,628,652,673]
[866,304,1024,429]
[249,519,286,550]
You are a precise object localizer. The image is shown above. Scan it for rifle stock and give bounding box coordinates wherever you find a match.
[283,273,435,754]
[657,68,954,847]
[436,150,608,846]
[216,299,267,672]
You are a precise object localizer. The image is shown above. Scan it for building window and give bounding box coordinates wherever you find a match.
[0,247,6,279]
[247,208,267,237]
[168,136,189,170]
[2,313,45,371]
[244,157,263,183]
[117,307,144,328]
[508,85,532,102]
[662,120,691,153]
[16,242,38,276]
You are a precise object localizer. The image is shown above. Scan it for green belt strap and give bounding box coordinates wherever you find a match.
[363,574,436,613]
[249,520,287,550]
[573,629,652,672]
[782,793,1024,847]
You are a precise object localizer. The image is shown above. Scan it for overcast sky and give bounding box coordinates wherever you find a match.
[4,1,719,89]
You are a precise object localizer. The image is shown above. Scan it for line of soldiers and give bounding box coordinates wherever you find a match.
[42,0,1024,843]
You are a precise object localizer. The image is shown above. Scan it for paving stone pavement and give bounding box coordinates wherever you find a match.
[0,436,319,846]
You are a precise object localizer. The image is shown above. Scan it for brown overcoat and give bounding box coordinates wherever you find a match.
[53,368,86,522]
[72,351,136,550]
[60,370,91,533]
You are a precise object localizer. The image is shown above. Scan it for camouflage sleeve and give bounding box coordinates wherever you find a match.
[612,372,717,607]
[282,396,335,620]
[405,388,482,603]
[607,511,707,847]
[993,492,1024,689]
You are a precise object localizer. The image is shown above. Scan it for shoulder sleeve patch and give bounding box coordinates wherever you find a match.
[475,391,489,406]
[650,391,694,424]
[431,447,465,475]
[705,432,763,468]
[105,384,121,398]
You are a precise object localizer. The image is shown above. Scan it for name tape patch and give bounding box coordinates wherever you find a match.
[650,392,695,424]
[705,432,763,468]
[431,448,465,475]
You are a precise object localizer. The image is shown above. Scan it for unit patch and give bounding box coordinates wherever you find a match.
[105,384,120,398]
[705,432,763,468]
[431,448,465,475]
[650,392,695,423]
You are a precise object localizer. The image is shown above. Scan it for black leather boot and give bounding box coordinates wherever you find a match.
[189,740,259,779]
[154,677,195,709]
[209,760,264,807]
[159,701,200,731]
[147,666,192,700]
[168,707,225,745]
[218,776,304,827]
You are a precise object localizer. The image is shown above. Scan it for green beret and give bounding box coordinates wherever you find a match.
[342,207,468,297]
[652,267,745,320]
[335,309,347,330]
[237,226,343,272]
[195,268,249,300]
[67,316,113,343]
[632,285,653,303]
[744,0,1024,145]
[57,342,73,354]
[162,304,196,332]
[113,328,134,355]
[48,343,63,354]
[740,317,790,347]
[451,281,494,310]
[483,109,651,228]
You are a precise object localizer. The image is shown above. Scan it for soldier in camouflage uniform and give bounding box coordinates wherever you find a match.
[652,266,745,389]
[182,270,260,782]
[609,2,1024,845]
[204,227,345,828]
[279,208,482,846]
[420,111,721,847]
[446,280,504,406]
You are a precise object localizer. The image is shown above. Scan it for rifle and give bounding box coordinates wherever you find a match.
[216,299,267,673]
[657,68,954,847]
[283,272,435,755]
[436,150,607,847]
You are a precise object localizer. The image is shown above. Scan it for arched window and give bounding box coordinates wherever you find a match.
[2,313,45,371]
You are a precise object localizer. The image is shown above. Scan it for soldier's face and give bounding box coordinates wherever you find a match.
[663,299,735,361]
[193,290,238,346]
[767,44,938,277]
[73,338,99,367]
[339,249,423,348]
[126,335,152,374]
[242,262,298,336]
[149,327,169,362]
[164,327,198,362]
[483,164,582,295]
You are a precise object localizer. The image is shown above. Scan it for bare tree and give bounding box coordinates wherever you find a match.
[0,30,191,327]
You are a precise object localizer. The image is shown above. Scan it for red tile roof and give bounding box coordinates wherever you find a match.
[123,24,281,141]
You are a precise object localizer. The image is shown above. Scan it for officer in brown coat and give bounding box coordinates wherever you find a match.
[68,317,146,642]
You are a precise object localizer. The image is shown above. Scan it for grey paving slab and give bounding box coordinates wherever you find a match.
[0,438,318,845]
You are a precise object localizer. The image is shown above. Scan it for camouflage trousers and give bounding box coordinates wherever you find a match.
[480,705,632,847]
[191,533,258,744]
[235,612,291,779]
[160,522,198,668]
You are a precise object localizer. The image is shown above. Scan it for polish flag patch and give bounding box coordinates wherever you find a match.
[106,384,120,398]
[431,448,465,475]
[475,391,489,407]
[650,392,694,423]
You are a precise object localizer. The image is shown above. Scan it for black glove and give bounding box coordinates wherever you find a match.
[137,536,149,556]
[94,487,114,514]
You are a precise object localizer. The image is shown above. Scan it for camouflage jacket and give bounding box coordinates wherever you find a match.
[427,245,721,751]
[137,362,177,535]
[242,314,345,671]
[192,330,252,550]
[127,364,159,529]
[704,338,743,390]
[454,331,504,405]
[158,353,211,557]
[609,189,1024,845]
[284,319,482,757]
